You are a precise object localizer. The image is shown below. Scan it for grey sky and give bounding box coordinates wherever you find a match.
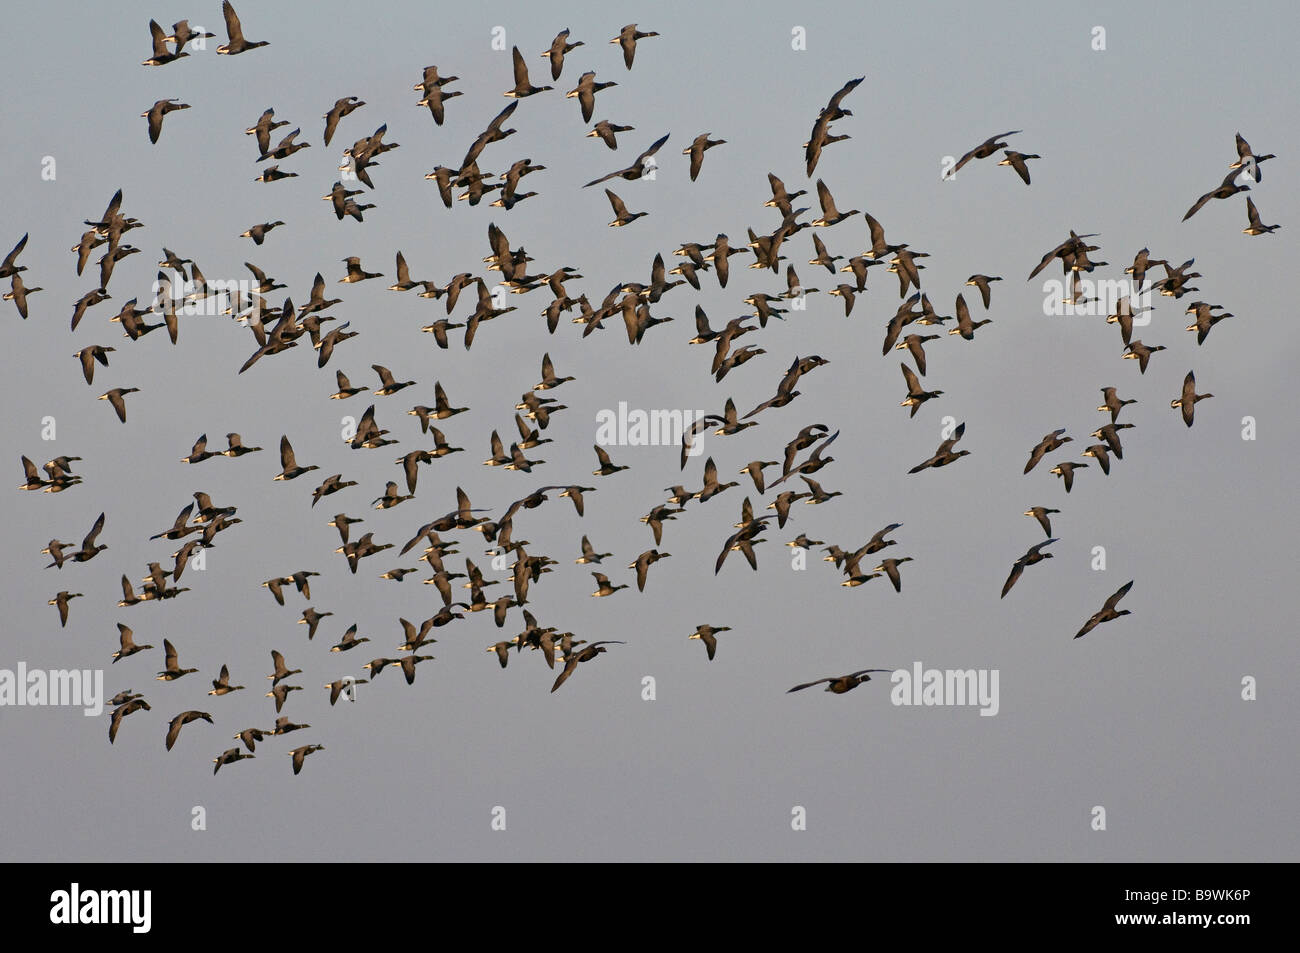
[1,1,1296,861]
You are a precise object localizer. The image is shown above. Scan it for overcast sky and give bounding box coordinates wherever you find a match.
[1,1,1296,861]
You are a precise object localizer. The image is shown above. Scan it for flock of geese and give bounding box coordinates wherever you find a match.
[9,4,1276,773]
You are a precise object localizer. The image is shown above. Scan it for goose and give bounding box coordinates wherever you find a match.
[166,20,215,52]
[1049,461,1087,492]
[1121,340,1166,374]
[70,289,111,330]
[810,236,844,277]
[964,274,1002,308]
[899,363,942,417]
[268,717,308,737]
[265,683,301,713]
[274,435,318,481]
[323,181,364,218]
[323,96,364,147]
[587,119,635,150]
[373,481,414,509]
[417,83,461,126]
[268,650,302,686]
[232,728,267,752]
[239,221,284,245]
[1024,429,1071,474]
[1182,169,1250,221]
[997,150,1040,184]
[811,179,859,227]
[180,434,217,465]
[1104,296,1151,346]
[583,132,669,187]
[43,539,70,569]
[156,639,197,680]
[254,164,297,183]
[1148,258,1201,299]
[390,655,434,685]
[111,624,151,660]
[290,744,325,775]
[800,476,841,504]
[543,28,584,80]
[895,333,940,375]
[18,456,47,491]
[951,130,1022,175]
[1092,424,1132,462]
[340,257,382,283]
[142,19,189,66]
[590,572,628,597]
[684,134,726,181]
[1123,249,1166,291]
[212,748,254,774]
[611,24,659,69]
[223,433,262,457]
[257,127,310,162]
[297,608,333,641]
[371,364,415,396]
[1074,581,1135,639]
[908,422,970,474]
[0,233,26,279]
[772,429,839,486]
[208,665,244,696]
[805,78,863,177]
[108,698,151,744]
[714,397,757,436]
[1230,133,1274,181]
[75,342,115,385]
[142,99,189,144]
[551,641,625,692]
[787,534,824,550]
[245,109,287,156]
[1184,301,1232,345]
[765,173,807,216]
[629,549,670,591]
[566,71,616,123]
[5,274,42,319]
[311,474,357,507]
[576,535,611,564]
[1081,444,1112,475]
[695,456,740,501]
[1001,539,1057,598]
[330,624,370,653]
[505,46,553,97]
[48,591,82,627]
[458,103,518,174]
[1241,197,1279,235]
[948,293,991,340]
[1024,506,1060,538]
[216,1,269,55]
[325,678,365,706]
[738,460,779,494]
[361,657,397,681]
[592,445,628,476]
[1171,370,1212,427]
[873,557,914,592]
[1026,229,1101,280]
[715,516,774,572]
[1097,387,1137,422]
[788,669,891,694]
[385,251,422,292]
[688,624,732,661]
[165,711,212,751]
[605,189,646,226]
[71,512,108,563]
